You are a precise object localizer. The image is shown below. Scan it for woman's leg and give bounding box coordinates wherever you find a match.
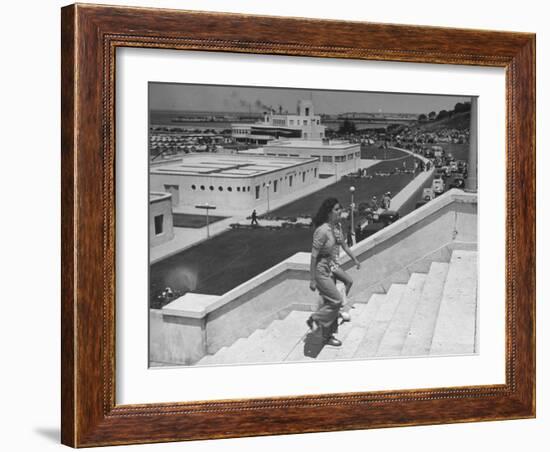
[310,267,343,342]
[332,267,353,295]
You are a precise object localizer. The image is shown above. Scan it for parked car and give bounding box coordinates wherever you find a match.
[357,222,385,240]
[432,145,444,158]
[375,210,400,226]
[449,176,465,189]
[422,187,435,201]
[432,178,445,195]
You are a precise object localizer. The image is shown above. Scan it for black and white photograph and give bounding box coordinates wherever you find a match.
[148,83,478,367]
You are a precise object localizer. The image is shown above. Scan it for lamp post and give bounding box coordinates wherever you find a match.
[349,185,356,245]
[195,202,217,238]
[266,182,271,214]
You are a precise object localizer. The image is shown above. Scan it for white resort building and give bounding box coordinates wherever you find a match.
[149,153,319,215]
[262,139,361,178]
[232,100,326,144]
[149,192,175,247]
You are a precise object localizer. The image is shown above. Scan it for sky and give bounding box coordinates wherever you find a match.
[149,82,472,115]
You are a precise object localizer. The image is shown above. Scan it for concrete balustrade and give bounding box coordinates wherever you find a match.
[150,189,477,366]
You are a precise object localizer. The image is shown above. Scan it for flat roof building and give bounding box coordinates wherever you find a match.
[232,100,326,145]
[150,154,320,215]
[242,138,361,180]
[150,192,175,247]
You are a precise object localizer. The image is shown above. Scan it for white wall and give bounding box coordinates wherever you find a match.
[1,1,546,452]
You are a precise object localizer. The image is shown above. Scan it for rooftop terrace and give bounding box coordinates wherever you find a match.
[150,154,316,178]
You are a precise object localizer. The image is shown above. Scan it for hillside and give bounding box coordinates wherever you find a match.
[414,111,470,132]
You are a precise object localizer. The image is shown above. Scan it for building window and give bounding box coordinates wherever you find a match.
[237,187,241,192]
[305,107,310,116]
[289,120,294,125]
[289,175,293,187]
[191,185,196,190]
[322,156,333,162]
[297,120,301,125]
[302,172,306,182]
[348,154,354,160]
[303,120,308,126]
[228,187,232,192]
[311,155,320,160]
[274,180,278,192]
[356,152,361,157]
[154,215,163,235]
[255,185,260,199]
[314,168,318,178]
[219,186,223,191]
[247,187,250,192]
[200,185,205,190]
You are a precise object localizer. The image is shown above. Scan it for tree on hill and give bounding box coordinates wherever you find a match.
[453,102,471,114]
[418,113,427,121]
[436,109,450,120]
[428,111,437,120]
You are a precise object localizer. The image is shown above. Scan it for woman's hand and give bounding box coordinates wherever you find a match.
[309,280,317,291]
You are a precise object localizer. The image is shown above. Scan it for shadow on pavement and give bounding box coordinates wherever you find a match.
[303,330,325,358]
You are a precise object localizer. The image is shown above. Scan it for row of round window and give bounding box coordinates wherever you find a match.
[191,185,251,193]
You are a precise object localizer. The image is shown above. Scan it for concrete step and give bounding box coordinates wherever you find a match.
[353,284,407,359]
[284,294,386,362]
[377,273,427,357]
[430,250,478,355]
[195,346,228,366]
[218,327,267,362]
[196,325,267,366]
[228,310,311,364]
[401,262,450,356]
[315,304,368,361]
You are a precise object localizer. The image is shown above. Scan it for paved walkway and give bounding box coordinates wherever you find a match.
[387,147,434,210]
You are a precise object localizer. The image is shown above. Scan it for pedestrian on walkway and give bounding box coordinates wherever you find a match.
[250,209,259,226]
[307,198,361,347]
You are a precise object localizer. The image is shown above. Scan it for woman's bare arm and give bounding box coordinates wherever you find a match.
[341,242,361,269]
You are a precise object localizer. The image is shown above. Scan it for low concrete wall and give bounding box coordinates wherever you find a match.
[150,189,477,365]
[339,192,477,299]
[149,310,206,365]
[205,270,311,354]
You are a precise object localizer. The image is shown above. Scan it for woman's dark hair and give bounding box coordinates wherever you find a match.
[313,197,340,228]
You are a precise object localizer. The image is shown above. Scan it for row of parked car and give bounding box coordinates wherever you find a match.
[417,157,468,208]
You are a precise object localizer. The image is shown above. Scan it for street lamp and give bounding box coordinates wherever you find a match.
[195,202,217,238]
[266,182,271,214]
[349,185,356,245]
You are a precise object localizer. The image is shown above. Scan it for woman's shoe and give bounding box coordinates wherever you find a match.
[324,336,342,347]
[339,311,351,322]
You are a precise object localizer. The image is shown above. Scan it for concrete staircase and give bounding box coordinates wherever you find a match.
[196,249,477,366]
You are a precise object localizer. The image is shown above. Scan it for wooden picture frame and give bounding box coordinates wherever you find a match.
[61,3,535,447]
